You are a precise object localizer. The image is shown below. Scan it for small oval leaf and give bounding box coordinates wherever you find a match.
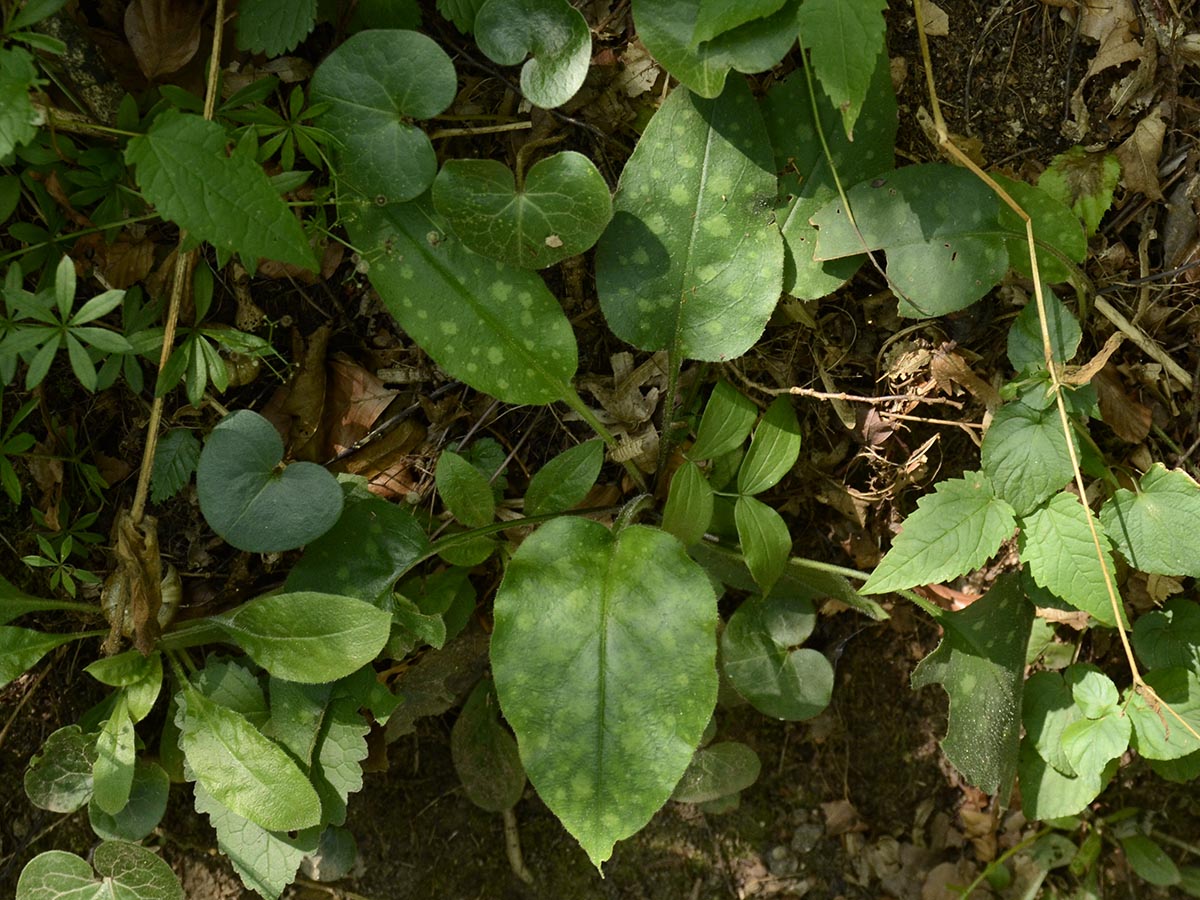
[690,381,758,461]
[671,741,761,804]
[737,396,801,495]
[451,680,526,812]
[436,450,496,528]
[662,460,714,546]
[524,439,604,517]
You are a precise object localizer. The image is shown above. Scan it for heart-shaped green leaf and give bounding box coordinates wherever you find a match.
[1100,464,1200,578]
[492,518,717,868]
[1132,598,1200,671]
[1006,288,1081,373]
[17,842,183,900]
[433,152,612,268]
[311,30,457,203]
[474,0,590,109]
[596,77,783,361]
[25,725,96,813]
[196,410,343,553]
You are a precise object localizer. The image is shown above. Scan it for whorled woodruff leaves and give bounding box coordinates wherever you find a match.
[596,77,783,362]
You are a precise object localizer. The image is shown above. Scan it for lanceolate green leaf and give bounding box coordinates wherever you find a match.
[17,842,183,900]
[433,153,612,268]
[93,696,136,816]
[176,684,322,832]
[737,397,801,495]
[474,0,590,109]
[311,30,457,204]
[126,110,316,269]
[662,460,714,546]
[1100,464,1200,577]
[524,439,604,517]
[0,626,81,688]
[345,197,578,405]
[596,77,783,361]
[911,574,1032,801]
[215,592,392,684]
[734,495,792,596]
[690,381,758,461]
[862,472,1016,594]
[796,0,887,139]
[436,450,496,528]
[491,518,717,867]
[981,398,1076,517]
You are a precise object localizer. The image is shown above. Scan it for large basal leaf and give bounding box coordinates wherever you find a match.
[433,152,612,268]
[632,0,800,98]
[126,110,316,269]
[0,626,81,688]
[1132,598,1200,671]
[16,842,183,900]
[474,0,590,109]
[451,679,526,812]
[215,592,391,684]
[795,0,887,139]
[311,30,457,204]
[176,683,323,832]
[596,77,783,362]
[236,0,316,55]
[0,47,41,158]
[980,398,1076,517]
[862,471,1016,594]
[761,50,896,298]
[344,197,578,405]
[811,163,1007,317]
[491,518,718,867]
[911,573,1033,801]
[1019,492,1122,628]
[1100,464,1200,577]
[24,725,96,813]
[196,410,344,554]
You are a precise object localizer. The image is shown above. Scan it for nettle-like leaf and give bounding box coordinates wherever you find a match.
[692,0,786,43]
[1100,464,1200,577]
[1007,289,1081,373]
[632,0,800,98]
[236,0,317,55]
[491,518,717,868]
[1038,146,1120,237]
[433,152,612,269]
[150,428,200,503]
[24,725,96,813]
[0,46,40,158]
[596,77,783,361]
[981,398,1076,517]
[995,175,1087,284]
[734,495,792,596]
[451,679,526,812]
[88,759,169,842]
[721,592,832,720]
[662,460,714,546]
[795,0,887,139]
[436,450,496,528]
[1018,741,1117,820]
[345,197,578,405]
[1132,598,1200,671]
[17,842,183,900]
[671,741,761,803]
[1127,667,1200,761]
[761,50,895,298]
[1018,492,1123,628]
[196,410,343,553]
[1,625,81,688]
[812,163,1006,317]
[690,381,758,461]
[1022,670,1083,777]
[738,397,801,495]
[911,573,1033,801]
[126,110,315,269]
[862,471,1016,594]
[215,592,391,684]
[474,0,590,109]
[311,30,457,204]
[524,439,604,516]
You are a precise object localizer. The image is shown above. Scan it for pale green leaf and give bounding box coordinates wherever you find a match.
[1019,492,1122,628]
[1061,712,1130,779]
[524,439,604,517]
[126,110,316,268]
[1038,146,1120,238]
[734,495,792,596]
[491,518,717,868]
[436,450,496,528]
[1132,598,1200,671]
[451,680,526,812]
[980,398,1075,516]
[93,696,136,815]
[433,152,612,268]
[796,0,886,138]
[1066,663,1119,717]
[196,658,269,725]
[690,381,758,461]
[671,741,761,803]
[811,164,1007,317]
[862,472,1016,594]
[24,725,96,813]
[662,460,714,546]
[1127,667,1200,761]
[1018,742,1116,820]
[16,842,183,900]
[267,679,329,769]
[1022,671,1082,777]
[311,30,456,204]
[1100,464,1200,577]
[176,683,322,831]
[236,0,317,56]
[0,47,39,158]
[737,397,800,495]
[0,626,80,688]
[88,759,168,842]
[1006,288,1081,373]
[345,197,578,405]
[215,592,391,684]
[995,174,1087,283]
[475,0,590,109]
[596,77,783,361]
[910,574,1032,801]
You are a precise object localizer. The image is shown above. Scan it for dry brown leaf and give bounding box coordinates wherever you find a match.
[283,325,331,460]
[930,347,1001,410]
[1079,0,1137,41]
[124,0,205,80]
[325,354,398,456]
[1094,365,1152,442]
[821,799,867,836]
[918,0,949,36]
[1115,105,1168,199]
[104,512,163,657]
[1062,332,1124,385]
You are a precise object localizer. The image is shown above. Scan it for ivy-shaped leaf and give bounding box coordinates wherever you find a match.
[491,518,717,868]
[126,110,316,269]
[596,77,783,361]
[16,842,183,900]
[24,725,96,814]
[433,152,612,268]
[981,398,1076,517]
[524,439,604,517]
[911,573,1033,801]
[311,30,457,204]
[862,472,1016,594]
[236,0,317,56]
[796,0,887,139]
[1100,464,1200,577]
[474,0,590,109]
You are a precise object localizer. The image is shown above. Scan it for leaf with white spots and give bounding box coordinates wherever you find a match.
[345,196,578,405]
[596,78,783,362]
[491,518,718,868]
[911,573,1033,802]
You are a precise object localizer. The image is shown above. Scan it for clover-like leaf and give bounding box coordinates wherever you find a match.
[17,842,183,900]
[433,152,612,268]
[196,410,343,553]
[1100,464,1200,577]
[474,0,590,109]
[311,30,457,204]
[491,518,717,868]
[524,439,604,517]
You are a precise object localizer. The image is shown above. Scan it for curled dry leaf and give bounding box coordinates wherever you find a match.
[1115,104,1168,200]
[1094,364,1152,443]
[124,0,205,80]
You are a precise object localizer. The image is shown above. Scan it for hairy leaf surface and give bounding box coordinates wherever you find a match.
[981,399,1075,516]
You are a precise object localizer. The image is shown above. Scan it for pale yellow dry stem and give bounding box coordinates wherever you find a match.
[911,0,1199,744]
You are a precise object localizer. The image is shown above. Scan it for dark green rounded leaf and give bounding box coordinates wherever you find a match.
[1006,289,1081,372]
[197,410,343,553]
[25,725,96,813]
[671,741,761,803]
[88,759,169,842]
[524,439,604,516]
[492,518,718,867]
[1132,598,1200,671]
[995,175,1086,284]
[451,680,526,812]
[433,153,612,268]
[311,30,457,203]
[17,842,183,900]
[475,0,590,109]
[1120,834,1180,886]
